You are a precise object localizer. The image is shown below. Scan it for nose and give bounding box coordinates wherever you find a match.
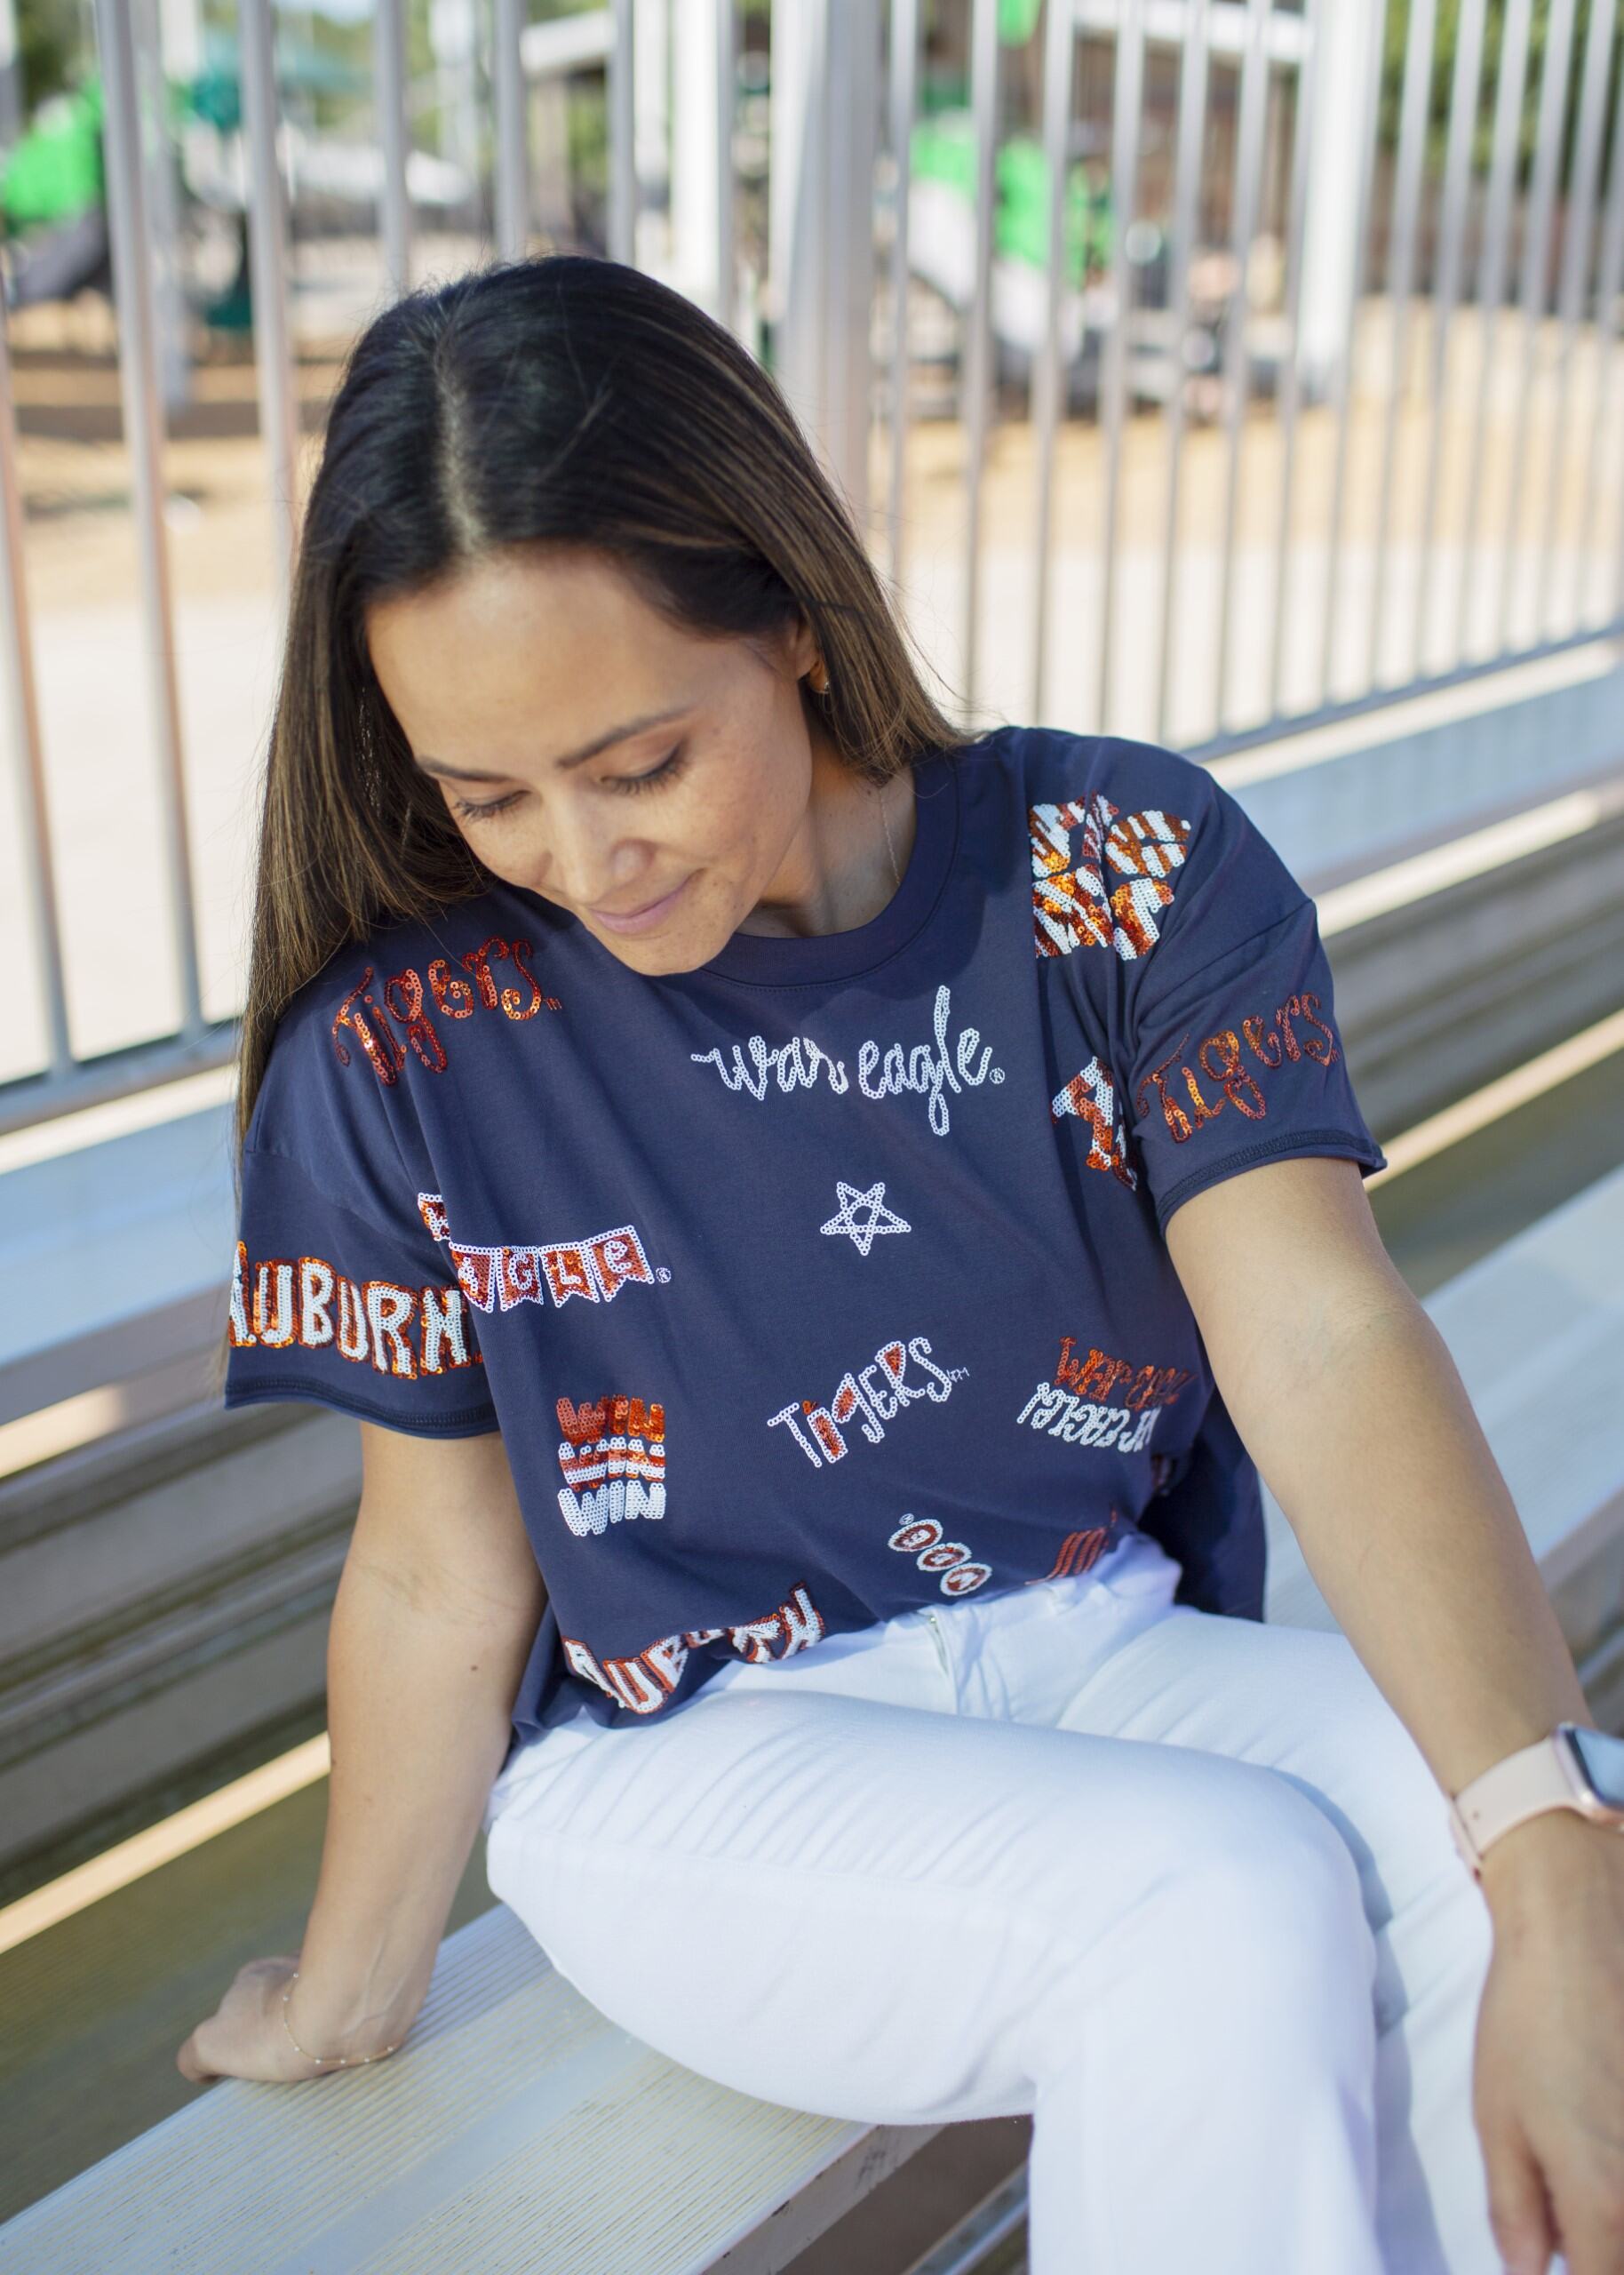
[533,799,655,912]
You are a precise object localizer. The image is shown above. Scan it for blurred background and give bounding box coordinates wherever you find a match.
[1,3,1622,2268]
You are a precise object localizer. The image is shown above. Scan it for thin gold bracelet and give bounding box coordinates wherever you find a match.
[280,1969,402,2069]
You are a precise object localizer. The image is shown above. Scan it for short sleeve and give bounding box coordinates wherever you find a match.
[1115,754,1389,1236]
[222,974,499,1437]
[223,1148,499,1434]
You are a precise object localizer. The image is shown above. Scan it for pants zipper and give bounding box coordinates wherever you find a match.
[924,1606,951,1680]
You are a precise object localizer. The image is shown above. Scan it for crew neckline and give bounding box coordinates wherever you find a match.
[694,747,960,987]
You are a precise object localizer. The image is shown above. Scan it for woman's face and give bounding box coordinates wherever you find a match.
[364,545,830,976]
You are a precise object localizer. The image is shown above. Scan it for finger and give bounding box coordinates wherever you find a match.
[1485,2126,1557,2275]
[1555,2191,1624,2275]
[174,2031,213,2084]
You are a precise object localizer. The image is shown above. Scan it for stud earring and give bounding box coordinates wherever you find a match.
[808,655,832,697]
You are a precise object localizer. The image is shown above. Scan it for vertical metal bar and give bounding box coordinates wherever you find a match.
[1315,0,1386,709]
[493,0,529,261]
[1212,0,1271,735]
[1492,0,1577,652]
[0,309,72,1077]
[139,0,190,415]
[92,0,204,1044]
[672,0,724,327]
[0,0,21,148]
[608,0,637,267]
[1452,0,1532,661]
[828,1,880,531]
[1095,0,1146,736]
[1265,0,1321,724]
[1533,0,1617,640]
[885,0,920,597]
[1029,0,1074,726]
[239,0,299,607]
[768,0,824,454]
[376,0,411,298]
[1576,44,1624,627]
[715,0,736,336]
[1364,0,1437,693]
[1150,0,1211,747]
[961,0,1000,717]
[1408,0,1485,686]
[767,0,877,529]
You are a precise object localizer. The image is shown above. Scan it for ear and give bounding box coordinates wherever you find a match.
[786,610,820,679]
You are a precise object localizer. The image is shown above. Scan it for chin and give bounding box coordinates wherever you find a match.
[590,922,723,977]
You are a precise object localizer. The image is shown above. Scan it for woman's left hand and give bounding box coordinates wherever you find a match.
[1473,1818,1624,2275]
[177,1955,345,2085]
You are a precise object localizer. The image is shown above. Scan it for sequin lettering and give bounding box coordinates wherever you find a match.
[1015,1377,1164,1452]
[555,1393,667,1537]
[227,1240,482,1376]
[1052,1054,1138,1188]
[1053,1337,1195,1411]
[417,1192,672,1314]
[1136,989,1342,1145]
[1034,1526,1114,1582]
[330,938,562,1086]
[768,1335,969,1470]
[692,986,1004,1138]
[561,1582,827,1716]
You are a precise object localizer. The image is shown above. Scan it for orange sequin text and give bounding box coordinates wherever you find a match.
[1032,1524,1118,1583]
[562,1583,827,1717]
[1052,1053,1139,1189]
[555,1393,668,1538]
[227,1241,482,1377]
[1135,990,1341,1145]
[1015,1337,1194,1457]
[330,936,562,1087]
[1053,1337,1195,1411]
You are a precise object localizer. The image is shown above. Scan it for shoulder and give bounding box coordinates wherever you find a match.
[1006,723,1234,822]
[959,723,1237,845]
[246,889,529,1179]
[989,726,1308,971]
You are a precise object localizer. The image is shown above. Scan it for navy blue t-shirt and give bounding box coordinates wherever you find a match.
[223,726,1387,1748]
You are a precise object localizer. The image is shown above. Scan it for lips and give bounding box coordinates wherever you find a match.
[594,888,679,920]
[587,874,693,935]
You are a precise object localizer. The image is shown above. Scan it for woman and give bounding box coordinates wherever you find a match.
[177,254,1624,2275]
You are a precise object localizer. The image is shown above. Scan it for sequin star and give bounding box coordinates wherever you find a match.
[819,1179,911,1257]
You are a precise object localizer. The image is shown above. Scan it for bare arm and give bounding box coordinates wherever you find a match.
[1161,1153,1591,1876]
[1165,1154,1624,2275]
[286,1418,547,2062]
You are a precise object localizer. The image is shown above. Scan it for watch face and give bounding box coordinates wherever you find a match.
[1567,1725,1624,1809]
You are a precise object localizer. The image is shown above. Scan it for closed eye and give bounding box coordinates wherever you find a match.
[450,786,525,820]
[450,745,688,822]
[609,744,689,796]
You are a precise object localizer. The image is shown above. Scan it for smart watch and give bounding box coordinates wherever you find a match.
[1447,1722,1624,1880]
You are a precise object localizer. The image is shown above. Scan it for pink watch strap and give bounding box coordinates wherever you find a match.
[1448,1732,1580,1877]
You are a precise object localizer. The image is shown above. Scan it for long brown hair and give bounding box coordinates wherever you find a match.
[234,251,978,1187]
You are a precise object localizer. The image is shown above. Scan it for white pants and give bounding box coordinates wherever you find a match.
[482,1527,1504,2274]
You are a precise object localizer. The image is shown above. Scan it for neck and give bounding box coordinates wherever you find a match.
[736,738,917,939]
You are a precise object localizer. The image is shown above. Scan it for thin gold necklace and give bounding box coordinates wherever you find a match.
[876,779,902,890]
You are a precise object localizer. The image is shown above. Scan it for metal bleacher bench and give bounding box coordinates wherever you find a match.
[5,1160,1624,2275]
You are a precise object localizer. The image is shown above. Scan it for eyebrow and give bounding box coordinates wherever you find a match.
[411,706,689,784]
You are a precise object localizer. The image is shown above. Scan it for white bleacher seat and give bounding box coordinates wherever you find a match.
[0,1900,939,2275]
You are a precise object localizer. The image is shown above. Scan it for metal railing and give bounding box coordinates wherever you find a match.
[3,0,1622,1134]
